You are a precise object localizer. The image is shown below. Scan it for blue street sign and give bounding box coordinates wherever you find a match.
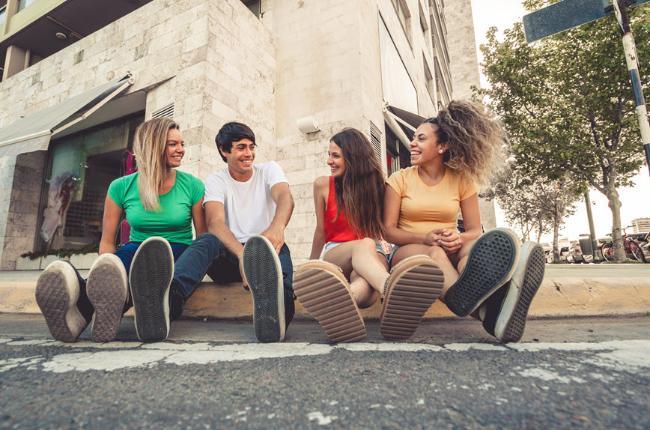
[524,0,649,43]
[523,0,610,43]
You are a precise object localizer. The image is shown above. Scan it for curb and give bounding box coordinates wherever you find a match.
[1,266,649,319]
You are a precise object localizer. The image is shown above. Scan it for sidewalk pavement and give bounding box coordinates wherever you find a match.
[1,264,649,319]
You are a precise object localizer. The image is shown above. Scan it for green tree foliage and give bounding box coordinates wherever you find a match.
[480,1,650,262]
[486,163,580,262]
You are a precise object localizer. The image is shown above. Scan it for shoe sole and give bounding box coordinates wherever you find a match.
[495,242,546,343]
[35,261,86,343]
[243,235,285,343]
[129,237,173,342]
[87,254,128,342]
[380,255,444,340]
[445,228,520,317]
[294,260,366,343]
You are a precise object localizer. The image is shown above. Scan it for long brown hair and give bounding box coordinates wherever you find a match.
[132,117,180,211]
[426,100,505,187]
[330,128,385,239]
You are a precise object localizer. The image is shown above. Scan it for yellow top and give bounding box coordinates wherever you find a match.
[386,166,477,234]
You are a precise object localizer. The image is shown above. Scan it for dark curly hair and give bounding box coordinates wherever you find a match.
[425,100,505,186]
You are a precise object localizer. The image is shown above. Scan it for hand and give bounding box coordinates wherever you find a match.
[423,229,447,247]
[438,229,463,254]
[238,252,249,290]
[261,223,285,253]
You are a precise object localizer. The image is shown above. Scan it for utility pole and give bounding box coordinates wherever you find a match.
[613,0,650,175]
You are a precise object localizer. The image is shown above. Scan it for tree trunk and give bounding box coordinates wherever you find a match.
[606,184,627,262]
[552,219,560,263]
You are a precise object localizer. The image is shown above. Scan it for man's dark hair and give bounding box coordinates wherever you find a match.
[215,122,256,162]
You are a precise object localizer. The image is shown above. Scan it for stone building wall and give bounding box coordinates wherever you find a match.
[0,0,275,269]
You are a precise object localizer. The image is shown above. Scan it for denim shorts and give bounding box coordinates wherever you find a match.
[321,239,394,260]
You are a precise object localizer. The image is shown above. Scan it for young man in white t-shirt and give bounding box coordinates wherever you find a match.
[170,122,295,342]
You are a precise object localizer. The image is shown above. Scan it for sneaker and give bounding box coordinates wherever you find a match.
[444,228,520,317]
[294,260,366,343]
[129,237,174,342]
[481,242,546,343]
[380,255,444,340]
[35,261,88,342]
[243,235,285,342]
[86,254,128,342]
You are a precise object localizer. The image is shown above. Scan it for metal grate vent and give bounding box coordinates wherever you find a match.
[152,103,174,119]
[370,121,382,162]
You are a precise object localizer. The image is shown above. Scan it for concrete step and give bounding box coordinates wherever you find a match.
[1,265,649,319]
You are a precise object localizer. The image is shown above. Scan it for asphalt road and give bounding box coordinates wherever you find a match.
[1,315,649,429]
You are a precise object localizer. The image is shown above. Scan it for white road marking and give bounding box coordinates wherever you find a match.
[339,343,443,352]
[307,411,337,425]
[0,356,42,372]
[445,343,507,352]
[517,368,586,384]
[1,339,649,376]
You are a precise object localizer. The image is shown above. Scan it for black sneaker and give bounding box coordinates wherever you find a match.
[243,235,285,342]
[444,228,520,317]
[86,254,128,342]
[481,242,546,343]
[35,261,88,342]
[129,237,174,342]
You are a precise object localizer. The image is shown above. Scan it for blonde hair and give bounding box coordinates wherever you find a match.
[428,100,505,187]
[132,118,179,211]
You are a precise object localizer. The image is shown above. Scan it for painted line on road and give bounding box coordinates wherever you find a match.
[1,338,649,376]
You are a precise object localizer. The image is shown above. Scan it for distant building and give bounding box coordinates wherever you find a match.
[631,218,650,234]
[0,0,491,270]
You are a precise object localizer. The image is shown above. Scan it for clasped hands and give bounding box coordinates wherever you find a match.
[424,228,463,254]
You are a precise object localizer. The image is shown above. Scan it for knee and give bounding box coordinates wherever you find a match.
[428,245,448,264]
[196,232,220,246]
[358,237,376,252]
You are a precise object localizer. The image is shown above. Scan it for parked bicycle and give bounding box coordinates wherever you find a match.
[600,227,647,263]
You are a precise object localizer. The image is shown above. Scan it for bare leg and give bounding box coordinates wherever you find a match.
[392,244,458,294]
[349,270,380,308]
[324,238,390,294]
[454,238,477,274]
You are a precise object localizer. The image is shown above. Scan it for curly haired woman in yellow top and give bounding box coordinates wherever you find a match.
[382,100,546,343]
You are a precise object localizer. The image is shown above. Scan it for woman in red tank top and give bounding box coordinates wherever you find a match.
[294,128,436,343]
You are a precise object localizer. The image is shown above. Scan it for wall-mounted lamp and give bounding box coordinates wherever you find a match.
[297,116,320,134]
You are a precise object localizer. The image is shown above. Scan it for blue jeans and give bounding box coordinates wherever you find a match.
[74,242,189,321]
[172,233,295,327]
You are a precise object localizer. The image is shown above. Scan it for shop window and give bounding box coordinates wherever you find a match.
[0,3,7,28]
[39,114,143,251]
[385,124,411,175]
[17,0,36,12]
[391,0,412,47]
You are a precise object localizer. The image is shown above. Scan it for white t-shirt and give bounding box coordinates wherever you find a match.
[204,162,288,243]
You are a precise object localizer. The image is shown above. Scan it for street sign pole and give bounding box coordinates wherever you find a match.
[612,0,650,175]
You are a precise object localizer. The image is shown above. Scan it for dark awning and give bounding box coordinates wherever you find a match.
[0,73,134,157]
[387,105,427,130]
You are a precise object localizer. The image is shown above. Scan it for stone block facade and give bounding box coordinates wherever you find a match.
[0,0,488,269]
[0,0,275,269]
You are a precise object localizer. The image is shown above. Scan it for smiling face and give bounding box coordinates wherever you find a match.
[410,122,447,166]
[165,128,185,168]
[327,141,346,178]
[221,138,256,180]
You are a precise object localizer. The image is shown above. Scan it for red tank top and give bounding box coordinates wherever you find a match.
[324,176,361,242]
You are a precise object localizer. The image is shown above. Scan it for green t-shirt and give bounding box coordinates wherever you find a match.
[107,170,204,245]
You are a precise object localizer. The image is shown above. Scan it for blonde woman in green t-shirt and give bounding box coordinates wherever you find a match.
[383,101,546,343]
[35,118,206,344]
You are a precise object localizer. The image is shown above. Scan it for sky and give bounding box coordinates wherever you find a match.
[470,0,650,242]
